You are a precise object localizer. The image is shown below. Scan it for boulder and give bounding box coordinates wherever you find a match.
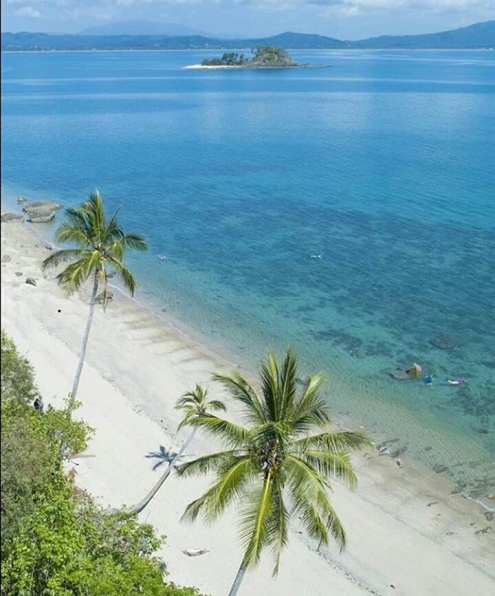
[96,291,113,304]
[406,363,423,379]
[27,212,56,223]
[22,201,62,223]
[22,200,62,213]
[17,196,28,203]
[25,277,37,286]
[390,370,411,381]
[1,212,25,222]
[2,255,12,263]
[389,363,422,381]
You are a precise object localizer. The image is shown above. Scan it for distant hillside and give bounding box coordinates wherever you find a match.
[79,20,208,37]
[353,20,495,49]
[2,20,494,51]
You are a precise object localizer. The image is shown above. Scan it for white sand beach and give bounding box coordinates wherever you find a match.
[2,220,495,596]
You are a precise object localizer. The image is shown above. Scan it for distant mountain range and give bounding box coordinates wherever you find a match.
[2,20,494,51]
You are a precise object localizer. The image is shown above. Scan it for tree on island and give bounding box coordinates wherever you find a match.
[201,45,296,67]
[176,349,371,596]
[42,191,148,406]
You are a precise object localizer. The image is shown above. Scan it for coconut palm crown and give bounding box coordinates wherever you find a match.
[176,349,371,596]
[42,191,148,401]
[132,384,226,515]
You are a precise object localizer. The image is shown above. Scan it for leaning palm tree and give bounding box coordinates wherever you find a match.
[42,191,148,405]
[176,349,371,596]
[132,384,225,514]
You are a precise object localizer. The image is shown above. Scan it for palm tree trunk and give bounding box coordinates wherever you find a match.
[228,563,247,596]
[133,427,197,514]
[70,273,99,404]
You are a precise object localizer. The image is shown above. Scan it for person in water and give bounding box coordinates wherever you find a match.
[424,374,434,385]
[446,379,466,386]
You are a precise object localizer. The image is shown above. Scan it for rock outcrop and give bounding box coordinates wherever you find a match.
[22,200,62,223]
[1,213,25,222]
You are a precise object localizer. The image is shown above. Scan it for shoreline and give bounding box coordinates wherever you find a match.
[2,219,494,595]
[14,206,495,514]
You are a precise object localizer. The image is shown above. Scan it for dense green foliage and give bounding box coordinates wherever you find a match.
[177,349,371,595]
[0,331,202,596]
[202,45,296,67]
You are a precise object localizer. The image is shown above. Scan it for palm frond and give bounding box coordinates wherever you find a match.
[55,258,97,294]
[191,415,251,448]
[266,478,290,576]
[212,371,265,424]
[181,456,255,523]
[291,372,330,430]
[123,232,148,252]
[301,450,358,488]
[295,430,372,454]
[42,248,90,271]
[238,477,274,569]
[284,454,346,550]
[106,257,137,295]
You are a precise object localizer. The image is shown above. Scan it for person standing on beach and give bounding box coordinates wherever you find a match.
[33,395,44,412]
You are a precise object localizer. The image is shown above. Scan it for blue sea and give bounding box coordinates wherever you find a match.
[2,49,494,503]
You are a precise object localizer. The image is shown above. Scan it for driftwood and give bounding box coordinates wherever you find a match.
[183,548,209,557]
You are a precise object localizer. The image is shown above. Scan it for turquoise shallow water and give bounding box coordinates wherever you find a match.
[2,49,494,502]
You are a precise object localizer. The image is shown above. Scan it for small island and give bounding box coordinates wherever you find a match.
[186,45,316,70]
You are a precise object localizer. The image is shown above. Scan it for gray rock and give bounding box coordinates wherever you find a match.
[1,212,25,222]
[23,201,62,223]
[96,291,113,304]
[15,271,23,277]
[17,196,28,203]
[1,255,12,263]
[25,277,37,286]
[28,212,56,223]
[22,200,62,213]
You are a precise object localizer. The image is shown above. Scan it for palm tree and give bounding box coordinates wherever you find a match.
[132,384,225,514]
[42,191,148,404]
[176,349,371,596]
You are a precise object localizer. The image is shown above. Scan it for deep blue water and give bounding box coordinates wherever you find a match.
[2,49,494,502]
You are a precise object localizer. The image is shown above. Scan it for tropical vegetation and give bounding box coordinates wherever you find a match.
[201,45,296,67]
[1,330,202,596]
[42,190,148,403]
[133,384,225,514]
[176,349,371,596]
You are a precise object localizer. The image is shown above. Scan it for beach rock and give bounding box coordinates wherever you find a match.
[27,212,56,223]
[430,334,461,350]
[1,212,25,222]
[406,363,423,379]
[96,291,113,304]
[15,271,23,277]
[390,369,411,381]
[2,255,12,262]
[183,548,209,557]
[22,201,62,223]
[25,277,37,286]
[17,196,28,203]
[22,200,62,213]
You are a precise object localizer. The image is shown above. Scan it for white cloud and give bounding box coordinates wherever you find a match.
[1,0,493,36]
[14,5,40,17]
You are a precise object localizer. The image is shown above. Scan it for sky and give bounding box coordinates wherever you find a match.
[1,0,494,40]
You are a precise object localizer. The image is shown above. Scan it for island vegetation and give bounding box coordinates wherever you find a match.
[201,45,298,68]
